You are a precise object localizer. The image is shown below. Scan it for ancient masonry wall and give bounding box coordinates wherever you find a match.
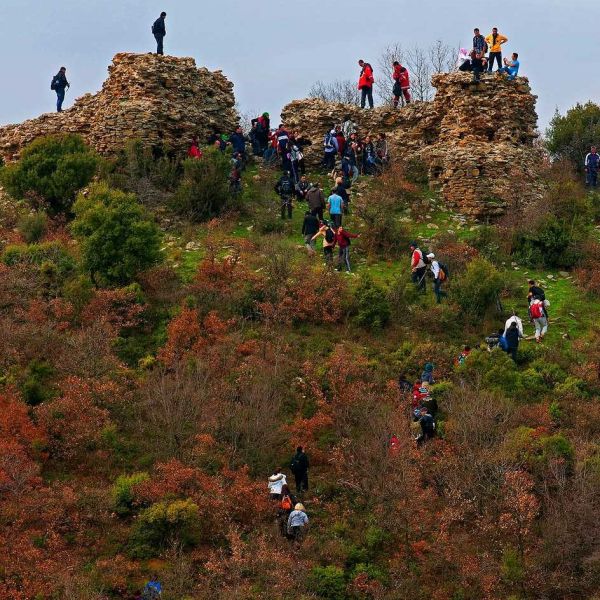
[282,72,543,219]
[0,53,238,161]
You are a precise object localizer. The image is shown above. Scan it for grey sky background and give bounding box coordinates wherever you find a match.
[2,0,599,133]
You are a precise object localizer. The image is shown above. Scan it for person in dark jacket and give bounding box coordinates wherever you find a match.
[290,447,309,494]
[295,175,310,201]
[306,183,326,220]
[52,67,69,112]
[229,126,247,163]
[471,27,487,82]
[504,321,522,362]
[333,177,350,214]
[152,12,167,55]
[417,408,436,446]
[275,171,294,219]
[302,211,320,254]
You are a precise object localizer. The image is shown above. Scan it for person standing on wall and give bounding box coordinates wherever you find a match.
[358,59,374,109]
[485,27,508,71]
[152,12,167,55]
[50,67,69,112]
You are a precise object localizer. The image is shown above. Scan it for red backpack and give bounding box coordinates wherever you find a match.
[530,302,544,319]
[281,495,293,511]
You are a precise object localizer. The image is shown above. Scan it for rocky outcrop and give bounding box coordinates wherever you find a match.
[282,72,542,219]
[0,53,238,162]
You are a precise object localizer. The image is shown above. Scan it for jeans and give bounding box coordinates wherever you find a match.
[154,34,164,55]
[587,169,598,187]
[534,317,548,340]
[324,246,333,266]
[310,206,323,221]
[488,52,502,70]
[412,267,427,292]
[337,246,351,272]
[361,86,374,108]
[433,278,447,303]
[472,58,483,81]
[56,89,65,112]
[331,213,342,228]
[280,197,292,219]
[497,67,517,80]
[294,471,309,494]
[323,151,336,170]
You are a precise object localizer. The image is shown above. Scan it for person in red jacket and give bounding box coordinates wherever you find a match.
[335,225,360,273]
[188,136,203,159]
[410,241,427,292]
[358,59,374,109]
[392,61,411,107]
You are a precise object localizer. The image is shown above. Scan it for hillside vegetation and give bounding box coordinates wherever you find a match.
[1,133,600,600]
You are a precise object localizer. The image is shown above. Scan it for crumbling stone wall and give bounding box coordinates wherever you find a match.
[0,53,238,162]
[282,72,542,219]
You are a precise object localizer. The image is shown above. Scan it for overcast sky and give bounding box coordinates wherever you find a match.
[2,0,599,133]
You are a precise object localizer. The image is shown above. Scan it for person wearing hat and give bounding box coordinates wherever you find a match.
[427,252,447,303]
[410,242,427,293]
[287,502,309,543]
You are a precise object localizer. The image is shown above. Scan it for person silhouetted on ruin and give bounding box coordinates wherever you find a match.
[392,62,411,107]
[485,27,508,71]
[358,59,375,108]
[585,146,600,187]
[152,12,167,55]
[497,53,520,80]
[51,67,69,112]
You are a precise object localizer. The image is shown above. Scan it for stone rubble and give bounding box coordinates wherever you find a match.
[0,53,238,162]
[281,71,543,219]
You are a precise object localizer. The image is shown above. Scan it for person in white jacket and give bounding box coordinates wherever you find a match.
[504,312,523,337]
[268,469,287,500]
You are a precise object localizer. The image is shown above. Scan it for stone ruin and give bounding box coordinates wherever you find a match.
[282,72,543,219]
[0,53,238,162]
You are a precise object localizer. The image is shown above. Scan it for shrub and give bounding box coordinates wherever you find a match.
[18,212,48,243]
[171,149,231,221]
[353,276,390,329]
[129,499,201,558]
[0,134,98,213]
[453,258,504,321]
[71,183,162,285]
[2,241,76,280]
[112,472,150,516]
[308,565,347,600]
[21,360,55,406]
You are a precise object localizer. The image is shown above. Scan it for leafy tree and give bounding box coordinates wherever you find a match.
[546,102,600,171]
[0,134,98,213]
[71,183,162,286]
[171,149,231,221]
[453,257,504,320]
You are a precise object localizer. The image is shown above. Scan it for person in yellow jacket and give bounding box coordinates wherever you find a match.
[485,27,508,71]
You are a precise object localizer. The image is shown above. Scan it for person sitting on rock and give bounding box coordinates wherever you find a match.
[152,12,167,55]
[497,53,520,80]
[458,48,472,72]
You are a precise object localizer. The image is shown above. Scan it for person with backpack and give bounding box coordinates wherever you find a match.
[358,59,375,109]
[417,408,436,446]
[504,320,522,361]
[142,575,162,599]
[307,183,326,221]
[287,503,309,544]
[471,28,488,83]
[152,12,167,55]
[312,220,336,267]
[327,190,344,228]
[268,469,287,500]
[410,241,427,293]
[504,311,524,336]
[392,61,411,107]
[277,484,297,537]
[585,146,600,187]
[421,362,435,384]
[529,299,548,343]
[51,67,70,112]
[335,225,360,273]
[322,128,339,171]
[342,133,361,183]
[290,446,309,494]
[275,172,294,219]
[485,27,508,71]
[301,211,320,255]
[427,252,448,303]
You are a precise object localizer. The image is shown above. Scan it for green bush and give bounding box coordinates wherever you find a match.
[112,472,150,516]
[2,241,76,280]
[129,499,201,558]
[354,276,390,329]
[171,149,231,221]
[71,183,162,286]
[18,212,48,243]
[0,134,98,213]
[453,258,503,321]
[540,434,574,465]
[308,566,347,600]
[21,360,55,406]
[501,547,524,584]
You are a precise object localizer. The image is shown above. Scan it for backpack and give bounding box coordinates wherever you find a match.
[530,302,544,319]
[325,228,335,243]
[279,178,293,195]
[438,262,449,281]
[50,76,59,91]
[324,133,335,150]
[281,495,293,511]
[142,584,161,600]
[420,251,430,266]
[498,335,509,352]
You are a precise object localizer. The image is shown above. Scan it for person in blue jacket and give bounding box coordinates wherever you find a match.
[51,67,69,112]
[229,126,247,164]
[498,53,520,80]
